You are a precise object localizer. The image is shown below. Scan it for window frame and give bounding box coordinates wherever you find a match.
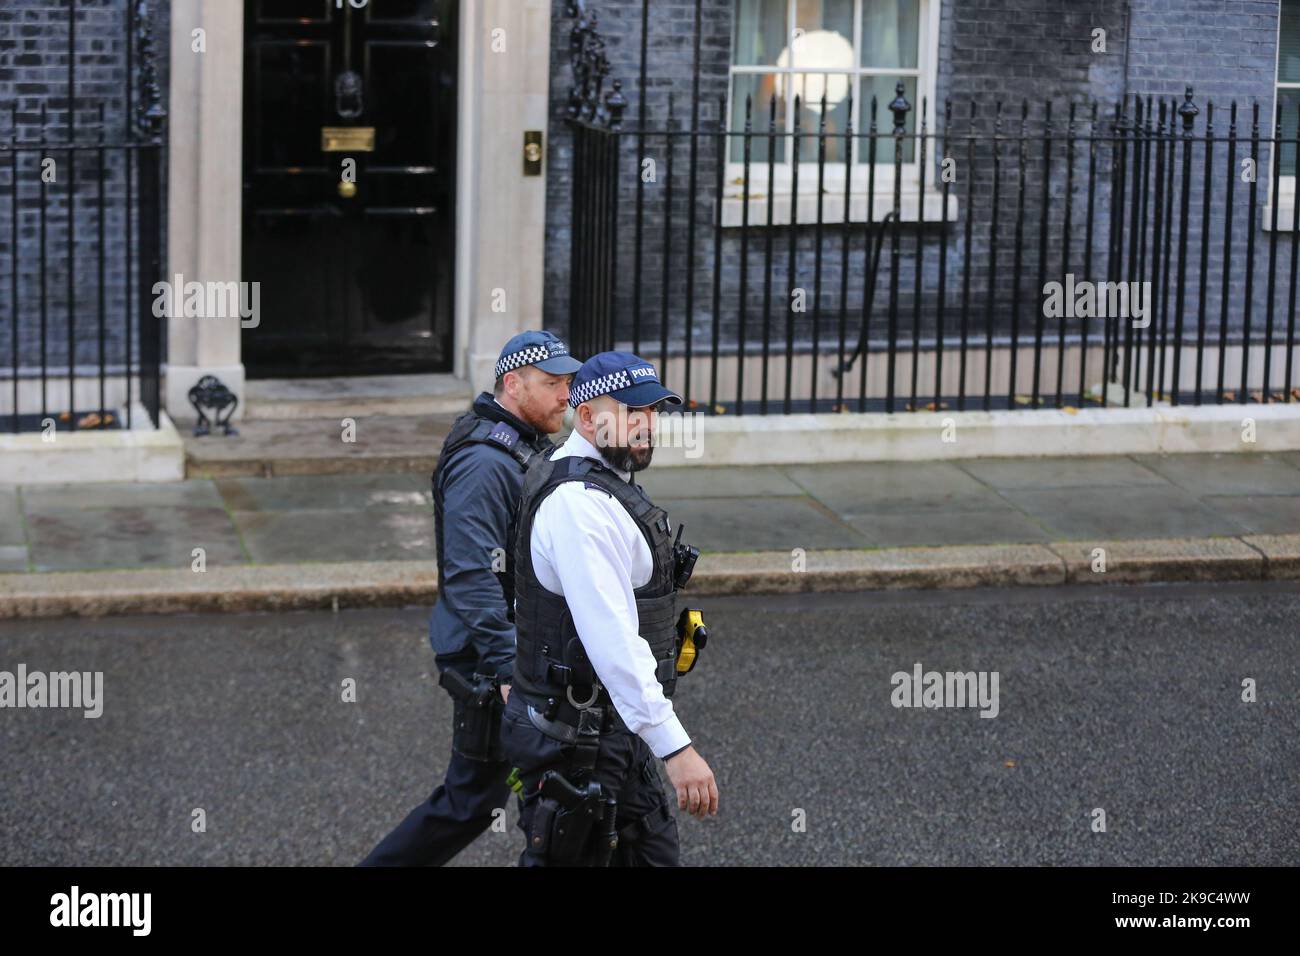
[1269,0,1299,228]
[724,0,941,201]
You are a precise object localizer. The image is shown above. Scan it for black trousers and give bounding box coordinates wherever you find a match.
[499,691,680,867]
[358,648,512,867]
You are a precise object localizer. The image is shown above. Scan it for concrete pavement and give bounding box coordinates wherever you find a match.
[2,451,1300,616]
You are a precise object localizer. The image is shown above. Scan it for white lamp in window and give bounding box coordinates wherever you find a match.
[773,29,854,113]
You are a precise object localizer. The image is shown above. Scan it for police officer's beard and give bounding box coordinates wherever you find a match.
[601,440,654,473]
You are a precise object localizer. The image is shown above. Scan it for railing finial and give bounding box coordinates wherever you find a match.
[1178,85,1199,134]
[133,0,166,138]
[889,81,911,136]
[567,0,622,130]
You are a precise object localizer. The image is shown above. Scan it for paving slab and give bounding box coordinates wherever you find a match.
[184,415,453,478]
[0,545,29,572]
[782,461,1010,515]
[844,508,1051,548]
[0,488,24,546]
[665,497,868,552]
[1131,452,1300,496]
[216,473,428,513]
[232,508,435,564]
[638,465,805,499]
[23,506,247,572]
[996,485,1249,540]
[954,456,1166,490]
[1200,495,1300,535]
[21,479,226,512]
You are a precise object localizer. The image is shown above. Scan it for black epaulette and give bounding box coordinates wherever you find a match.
[473,419,536,468]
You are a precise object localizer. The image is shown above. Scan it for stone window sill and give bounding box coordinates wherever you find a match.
[720,190,959,228]
[1262,204,1299,230]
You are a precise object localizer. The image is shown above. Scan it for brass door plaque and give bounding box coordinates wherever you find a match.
[321,126,375,153]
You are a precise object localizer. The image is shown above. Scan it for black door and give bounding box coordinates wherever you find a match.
[242,0,456,377]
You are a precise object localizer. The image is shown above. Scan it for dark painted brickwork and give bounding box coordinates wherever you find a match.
[0,0,169,375]
[545,0,1296,393]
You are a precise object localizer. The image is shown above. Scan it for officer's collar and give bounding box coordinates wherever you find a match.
[565,429,634,483]
[472,391,543,445]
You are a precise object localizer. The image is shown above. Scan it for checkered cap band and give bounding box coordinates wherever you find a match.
[494,345,551,380]
[568,369,632,407]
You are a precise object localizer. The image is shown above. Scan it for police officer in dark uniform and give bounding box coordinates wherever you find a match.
[500,351,719,867]
[359,331,582,866]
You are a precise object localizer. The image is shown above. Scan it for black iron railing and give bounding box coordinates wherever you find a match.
[564,8,1300,415]
[0,0,165,433]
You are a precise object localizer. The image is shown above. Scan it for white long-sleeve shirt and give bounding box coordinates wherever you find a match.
[529,429,691,759]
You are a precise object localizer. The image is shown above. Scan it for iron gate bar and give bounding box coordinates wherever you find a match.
[1149,100,1170,408]
[1238,103,1258,401]
[835,89,855,412]
[683,0,704,405]
[1080,101,1099,409]
[784,93,802,415]
[935,98,951,412]
[1217,102,1238,404]
[1033,101,1051,408]
[760,93,777,415]
[861,93,878,413]
[709,96,724,413]
[960,101,976,411]
[811,88,828,413]
[737,95,752,416]
[1195,102,1214,404]
[1056,101,1075,409]
[984,101,1003,412]
[887,85,906,414]
[661,95,676,376]
[1009,100,1028,408]
[8,104,17,433]
[911,97,927,411]
[1159,98,1175,402]
[1289,101,1300,400]
[1265,103,1283,403]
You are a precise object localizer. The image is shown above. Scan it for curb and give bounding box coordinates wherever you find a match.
[2,534,1298,619]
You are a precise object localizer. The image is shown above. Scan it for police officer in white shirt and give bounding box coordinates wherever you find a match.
[500,351,718,866]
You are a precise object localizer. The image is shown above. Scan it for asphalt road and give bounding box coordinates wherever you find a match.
[1,580,1297,866]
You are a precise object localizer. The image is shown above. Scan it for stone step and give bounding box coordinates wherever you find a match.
[183,413,458,479]
[242,373,473,421]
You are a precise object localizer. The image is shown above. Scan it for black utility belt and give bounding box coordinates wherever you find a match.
[524,690,626,742]
[542,656,676,690]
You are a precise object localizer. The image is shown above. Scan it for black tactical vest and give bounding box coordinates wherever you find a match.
[512,453,681,709]
[432,406,549,612]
